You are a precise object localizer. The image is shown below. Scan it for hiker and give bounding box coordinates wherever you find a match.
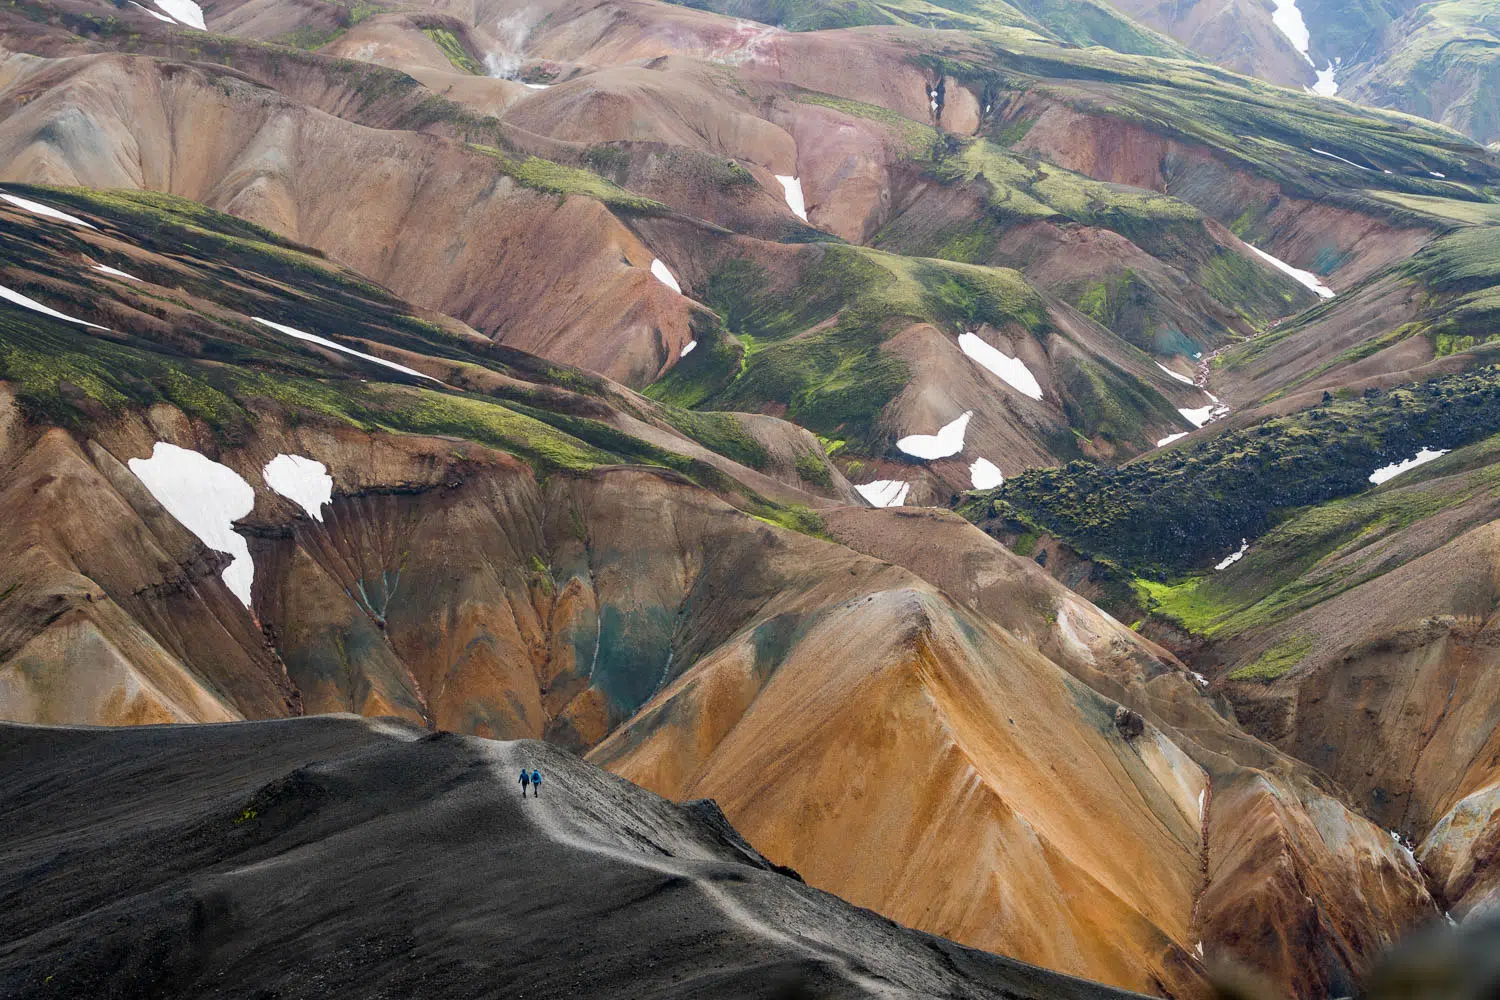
[531,768,542,798]
[519,768,530,797]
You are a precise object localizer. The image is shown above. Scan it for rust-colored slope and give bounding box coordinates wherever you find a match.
[0,51,702,388]
[1,391,1216,994]
[820,505,1436,997]
[593,588,1209,996]
[0,393,292,725]
[1220,516,1500,831]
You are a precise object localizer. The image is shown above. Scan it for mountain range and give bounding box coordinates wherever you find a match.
[3,0,1500,995]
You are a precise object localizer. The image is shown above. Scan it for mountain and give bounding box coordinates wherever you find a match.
[0,714,1148,999]
[1337,1,1500,147]
[962,369,1500,924]
[0,181,1430,996]
[1094,0,1500,147]
[4,0,1496,508]
[2,0,1498,994]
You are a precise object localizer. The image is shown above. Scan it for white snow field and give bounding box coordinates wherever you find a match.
[1311,148,1370,171]
[775,175,809,222]
[129,443,257,606]
[1369,448,1449,485]
[969,457,1003,490]
[1178,405,1223,428]
[958,333,1043,399]
[1156,362,1196,386]
[253,318,437,382]
[263,454,334,522]
[855,480,911,507]
[897,411,972,459]
[650,259,682,293]
[1,192,97,229]
[128,1,175,21]
[679,340,698,357]
[1156,432,1189,448]
[91,264,140,280]
[1,283,108,330]
[1268,0,1311,53]
[1267,0,1339,95]
[154,0,205,29]
[1312,63,1339,96]
[1215,539,1249,571]
[1245,242,1337,299]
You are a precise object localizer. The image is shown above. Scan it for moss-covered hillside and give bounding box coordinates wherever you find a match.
[0,185,827,535]
[960,366,1500,575]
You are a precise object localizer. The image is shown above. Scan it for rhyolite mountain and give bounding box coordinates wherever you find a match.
[1,0,1497,996]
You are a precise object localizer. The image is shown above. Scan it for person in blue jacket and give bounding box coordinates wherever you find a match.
[530,768,543,798]
[519,768,530,797]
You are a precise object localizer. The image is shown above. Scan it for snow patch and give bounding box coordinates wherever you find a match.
[1157,432,1189,448]
[263,454,333,522]
[679,340,697,357]
[1,192,97,229]
[1156,361,1196,386]
[774,175,808,222]
[1215,539,1249,571]
[1389,830,1419,871]
[1268,0,1312,57]
[897,411,971,460]
[91,263,139,281]
[1269,0,1339,98]
[128,1,175,22]
[650,259,682,294]
[1198,788,1207,823]
[522,82,549,90]
[0,283,108,330]
[1431,171,1447,179]
[1178,402,1229,428]
[153,0,205,29]
[129,443,255,606]
[1191,671,1209,687]
[856,480,910,508]
[253,317,436,382]
[1178,406,1214,428]
[1311,147,1371,171]
[1311,63,1339,96]
[1245,242,1336,299]
[969,457,1003,490]
[1369,447,1448,485]
[958,332,1043,399]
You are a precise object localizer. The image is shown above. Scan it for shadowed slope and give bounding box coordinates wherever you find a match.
[0,715,1148,999]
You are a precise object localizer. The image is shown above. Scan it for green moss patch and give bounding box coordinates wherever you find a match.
[1228,633,1313,682]
[422,28,481,74]
[467,146,666,213]
[963,367,1500,576]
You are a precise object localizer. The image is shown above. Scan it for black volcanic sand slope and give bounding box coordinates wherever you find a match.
[0,717,1142,1000]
